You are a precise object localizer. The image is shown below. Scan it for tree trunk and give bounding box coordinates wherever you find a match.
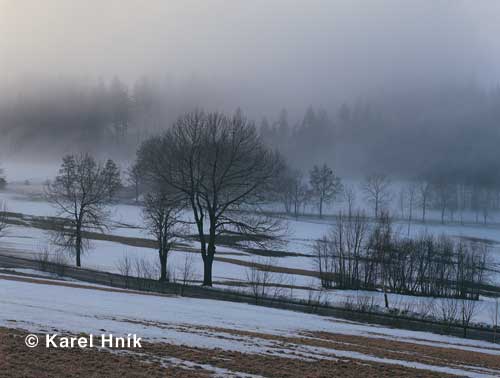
[159,250,168,282]
[202,254,213,286]
[319,198,323,218]
[75,224,82,268]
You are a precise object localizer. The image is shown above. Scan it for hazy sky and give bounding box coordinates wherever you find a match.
[1,0,500,114]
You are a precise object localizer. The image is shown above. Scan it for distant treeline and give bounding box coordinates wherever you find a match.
[261,86,500,181]
[0,77,196,156]
[1,77,500,187]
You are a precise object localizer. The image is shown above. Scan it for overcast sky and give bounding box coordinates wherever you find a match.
[1,0,500,115]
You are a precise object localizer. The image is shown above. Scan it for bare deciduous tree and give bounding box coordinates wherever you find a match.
[0,201,8,238]
[438,297,459,328]
[368,211,392,308]
[0,167,6,190]
[137,110,284,286]
[143,189,185,282]
[490,298,499,343]
[343,184,356,218]
[362,174,391,218]
[460,298,478,338]
[116,253,133,288]
[46,154,121,267]
[432,178,455,224]
[418,179,431,223]
[246,257,288,304]
[280,168,310,218]
[406,182,417,236]
[309,163,342,218]
[126,163,142,203]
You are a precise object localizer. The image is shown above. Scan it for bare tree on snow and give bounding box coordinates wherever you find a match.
[143,188,185,282]
[362,174,392,218]
[137,110,285,286]
[46,154,121,267]
[309,163,342,218]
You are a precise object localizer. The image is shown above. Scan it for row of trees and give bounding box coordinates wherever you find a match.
[47,110,284,286]
[277,165,500,225]
[314,212,490,301]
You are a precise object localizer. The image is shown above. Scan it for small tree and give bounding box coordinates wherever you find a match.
[280,169,310,218]
[362,174,391,218]
[142,189,185,282]
[343,184,356,218]
[490,298,499,343]
[368,211,392,308]
[47,154,121,267]
[460,298,478,338]
[418,179,431,223]
[309,163,342,218]
[0,167,6,190]
[126,163,142,203]
[0,201,7,238]
[405,182,417,236]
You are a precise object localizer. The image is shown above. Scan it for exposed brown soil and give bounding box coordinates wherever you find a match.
[0,327,453,378]
[0,328,208,378]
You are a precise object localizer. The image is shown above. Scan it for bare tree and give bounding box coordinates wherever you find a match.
[490,298,499,343]
[438,297,459,328]
[46,154,121,267]
[289,170,309,218]
[432,179,455,224]
[0,201,8,238]
[137,110,284,286]
[178,252,196,287]
[309,163,342,218]
[343,184,356,218]
[126,163,142,203]
[142,189,185,282]
[246,257,288,304]
[116,253,133,288]
[418,179,431,223]
[275,167,303,215]
[0,166,6,190]
[362,174,391,218]
[398,187,407,219]
[460,298,479,338]
[406,182,417,236]
[368,211,393,308]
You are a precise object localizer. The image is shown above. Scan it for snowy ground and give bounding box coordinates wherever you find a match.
[0,175,500,326]
[1,274,500,377]
[1,166,500,376]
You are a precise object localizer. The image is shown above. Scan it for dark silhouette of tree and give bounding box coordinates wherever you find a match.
[362,174,392,218]
[309,164,342,218]
[137,110,284,286]
[143,188,184,282]
[47,154,121,267]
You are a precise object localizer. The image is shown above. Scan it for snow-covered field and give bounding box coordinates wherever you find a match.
[1,165,500,376]
[1,166,500,326]
[1,274,500,377]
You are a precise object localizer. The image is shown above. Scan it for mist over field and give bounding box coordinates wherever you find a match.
[0,0,500,176]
